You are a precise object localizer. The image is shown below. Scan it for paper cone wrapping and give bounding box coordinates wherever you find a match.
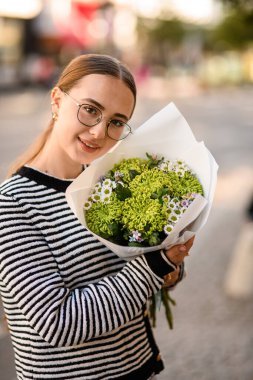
[66,102,218,260]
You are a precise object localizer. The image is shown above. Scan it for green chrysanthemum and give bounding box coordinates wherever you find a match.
[110,158,148,184]
[177,171,204,196]
[85,194,122,237]
[129,167,180,198]
[122,194,169,238]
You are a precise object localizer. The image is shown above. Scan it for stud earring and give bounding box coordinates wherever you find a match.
[52,112,58,121]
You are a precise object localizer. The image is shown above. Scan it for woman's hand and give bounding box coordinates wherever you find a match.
[163,236,195,287]
[165,235,195,266]
[163,266,180,287]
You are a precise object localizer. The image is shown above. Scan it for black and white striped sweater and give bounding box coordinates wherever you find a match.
[0,166,176,380]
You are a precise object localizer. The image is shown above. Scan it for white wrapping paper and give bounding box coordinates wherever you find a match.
[66,102,218,260]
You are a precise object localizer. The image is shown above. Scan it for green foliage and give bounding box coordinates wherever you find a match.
[136,16,186,49]
[210,10,253,50]
[115,183,132,201]
[148,18,185,46]
[220,0,253,11]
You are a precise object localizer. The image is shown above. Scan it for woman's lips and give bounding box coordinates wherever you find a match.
[78,137,100,152]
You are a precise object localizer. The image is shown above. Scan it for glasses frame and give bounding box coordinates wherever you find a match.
[62,91,132,141]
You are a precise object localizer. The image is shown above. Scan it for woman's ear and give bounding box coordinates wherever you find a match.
[50,87,63,122]
[51,86,63,110]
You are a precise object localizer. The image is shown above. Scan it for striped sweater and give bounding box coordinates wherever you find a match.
[0,166,176,380]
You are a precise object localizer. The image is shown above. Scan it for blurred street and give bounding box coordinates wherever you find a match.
[0,82,253,380]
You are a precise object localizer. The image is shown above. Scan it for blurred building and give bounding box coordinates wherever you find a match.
[0,0,121,87]
[0,0,253,89]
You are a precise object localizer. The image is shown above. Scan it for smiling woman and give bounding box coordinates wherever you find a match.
[7,54,136,179]
[0,53,192,380]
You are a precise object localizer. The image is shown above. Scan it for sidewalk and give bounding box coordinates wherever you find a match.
[224,221,253,298]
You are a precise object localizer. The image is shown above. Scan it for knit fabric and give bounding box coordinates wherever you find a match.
[0,167,174,380]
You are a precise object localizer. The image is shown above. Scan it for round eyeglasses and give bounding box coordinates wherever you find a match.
[62,91,132,141]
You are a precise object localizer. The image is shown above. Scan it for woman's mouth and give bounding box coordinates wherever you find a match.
[78,137,100,152]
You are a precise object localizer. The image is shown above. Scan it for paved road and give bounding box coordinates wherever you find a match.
[0,83,253,380]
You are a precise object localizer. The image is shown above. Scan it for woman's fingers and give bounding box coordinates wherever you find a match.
[184,235,195,251]
[165,235,195,265]
[163,267,180,287]
[165,245,186,265]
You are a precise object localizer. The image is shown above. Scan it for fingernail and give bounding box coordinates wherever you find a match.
[179,245,186,252]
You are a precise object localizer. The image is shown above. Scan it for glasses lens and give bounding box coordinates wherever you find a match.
[107,120,131,141]
[78,104,102,126]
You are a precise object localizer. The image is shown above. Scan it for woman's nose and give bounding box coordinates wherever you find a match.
[89,120,107,139]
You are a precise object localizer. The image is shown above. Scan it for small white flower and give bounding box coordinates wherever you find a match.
[159,160,174,172]
[102,187,112,196]
[168,212,180,223]
[168,200,177,210]
[101,187,112,202]
[94,182,102,192]
[162,195,171,205]
[83,200,92,210]
[164,224,174,235]
[103,179,113,187]
[92,193,101,202]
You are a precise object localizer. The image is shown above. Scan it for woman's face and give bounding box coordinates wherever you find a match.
[51,74,135,165]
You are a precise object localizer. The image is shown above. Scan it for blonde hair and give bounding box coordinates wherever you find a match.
[7,54,136,177]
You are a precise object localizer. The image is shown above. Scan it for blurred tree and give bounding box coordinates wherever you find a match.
[220,0,253,11]
[207,0,253,51]
[209,12,253,50]
[137,17,186,68]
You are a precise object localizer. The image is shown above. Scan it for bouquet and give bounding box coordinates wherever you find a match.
[66,102,218,329]
[84,154,204,248]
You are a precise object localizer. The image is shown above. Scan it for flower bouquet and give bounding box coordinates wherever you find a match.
[66,102,218,328]
[84,154,204,248]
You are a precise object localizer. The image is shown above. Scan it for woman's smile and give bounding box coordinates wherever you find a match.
[77,136,101,152]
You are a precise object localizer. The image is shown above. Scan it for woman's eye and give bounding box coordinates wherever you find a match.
[110,119,125,128]
[83,106,98,115]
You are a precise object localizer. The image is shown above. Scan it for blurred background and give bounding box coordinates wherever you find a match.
[0,0,253,379]
[1,0,253,89]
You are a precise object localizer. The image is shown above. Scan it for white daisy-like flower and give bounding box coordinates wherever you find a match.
[102,187,112,198]
[103,178,113,188]
[94,183,103,192]
[158,162,167,171]
[83,200,92,210]
[164,224,174,235]
[159,160,174,172]
[91,193,101,202]
[162,195,171,204]
[168,200,177,210]
[168,212,180,223]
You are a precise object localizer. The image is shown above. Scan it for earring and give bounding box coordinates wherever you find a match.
[52,112,58,121]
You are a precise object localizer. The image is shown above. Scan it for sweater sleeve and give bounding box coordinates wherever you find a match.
[0,193,174,347]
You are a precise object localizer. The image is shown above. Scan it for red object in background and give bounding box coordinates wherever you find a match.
[54,1,100,48]
[73,1,99,19]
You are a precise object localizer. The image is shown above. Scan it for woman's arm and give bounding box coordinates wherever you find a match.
[0,193,177,347]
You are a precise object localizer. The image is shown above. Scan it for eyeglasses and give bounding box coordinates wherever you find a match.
[62,91,132,141]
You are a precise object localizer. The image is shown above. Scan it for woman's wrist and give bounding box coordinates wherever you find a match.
[160,250,178,270]
[144,250,177,278]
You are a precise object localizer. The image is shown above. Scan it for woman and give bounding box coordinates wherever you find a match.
[0,54,193,380]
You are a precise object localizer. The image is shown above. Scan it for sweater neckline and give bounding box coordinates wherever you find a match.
[16,166,73,192]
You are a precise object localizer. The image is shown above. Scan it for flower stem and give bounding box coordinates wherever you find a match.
[161,289,176,329]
